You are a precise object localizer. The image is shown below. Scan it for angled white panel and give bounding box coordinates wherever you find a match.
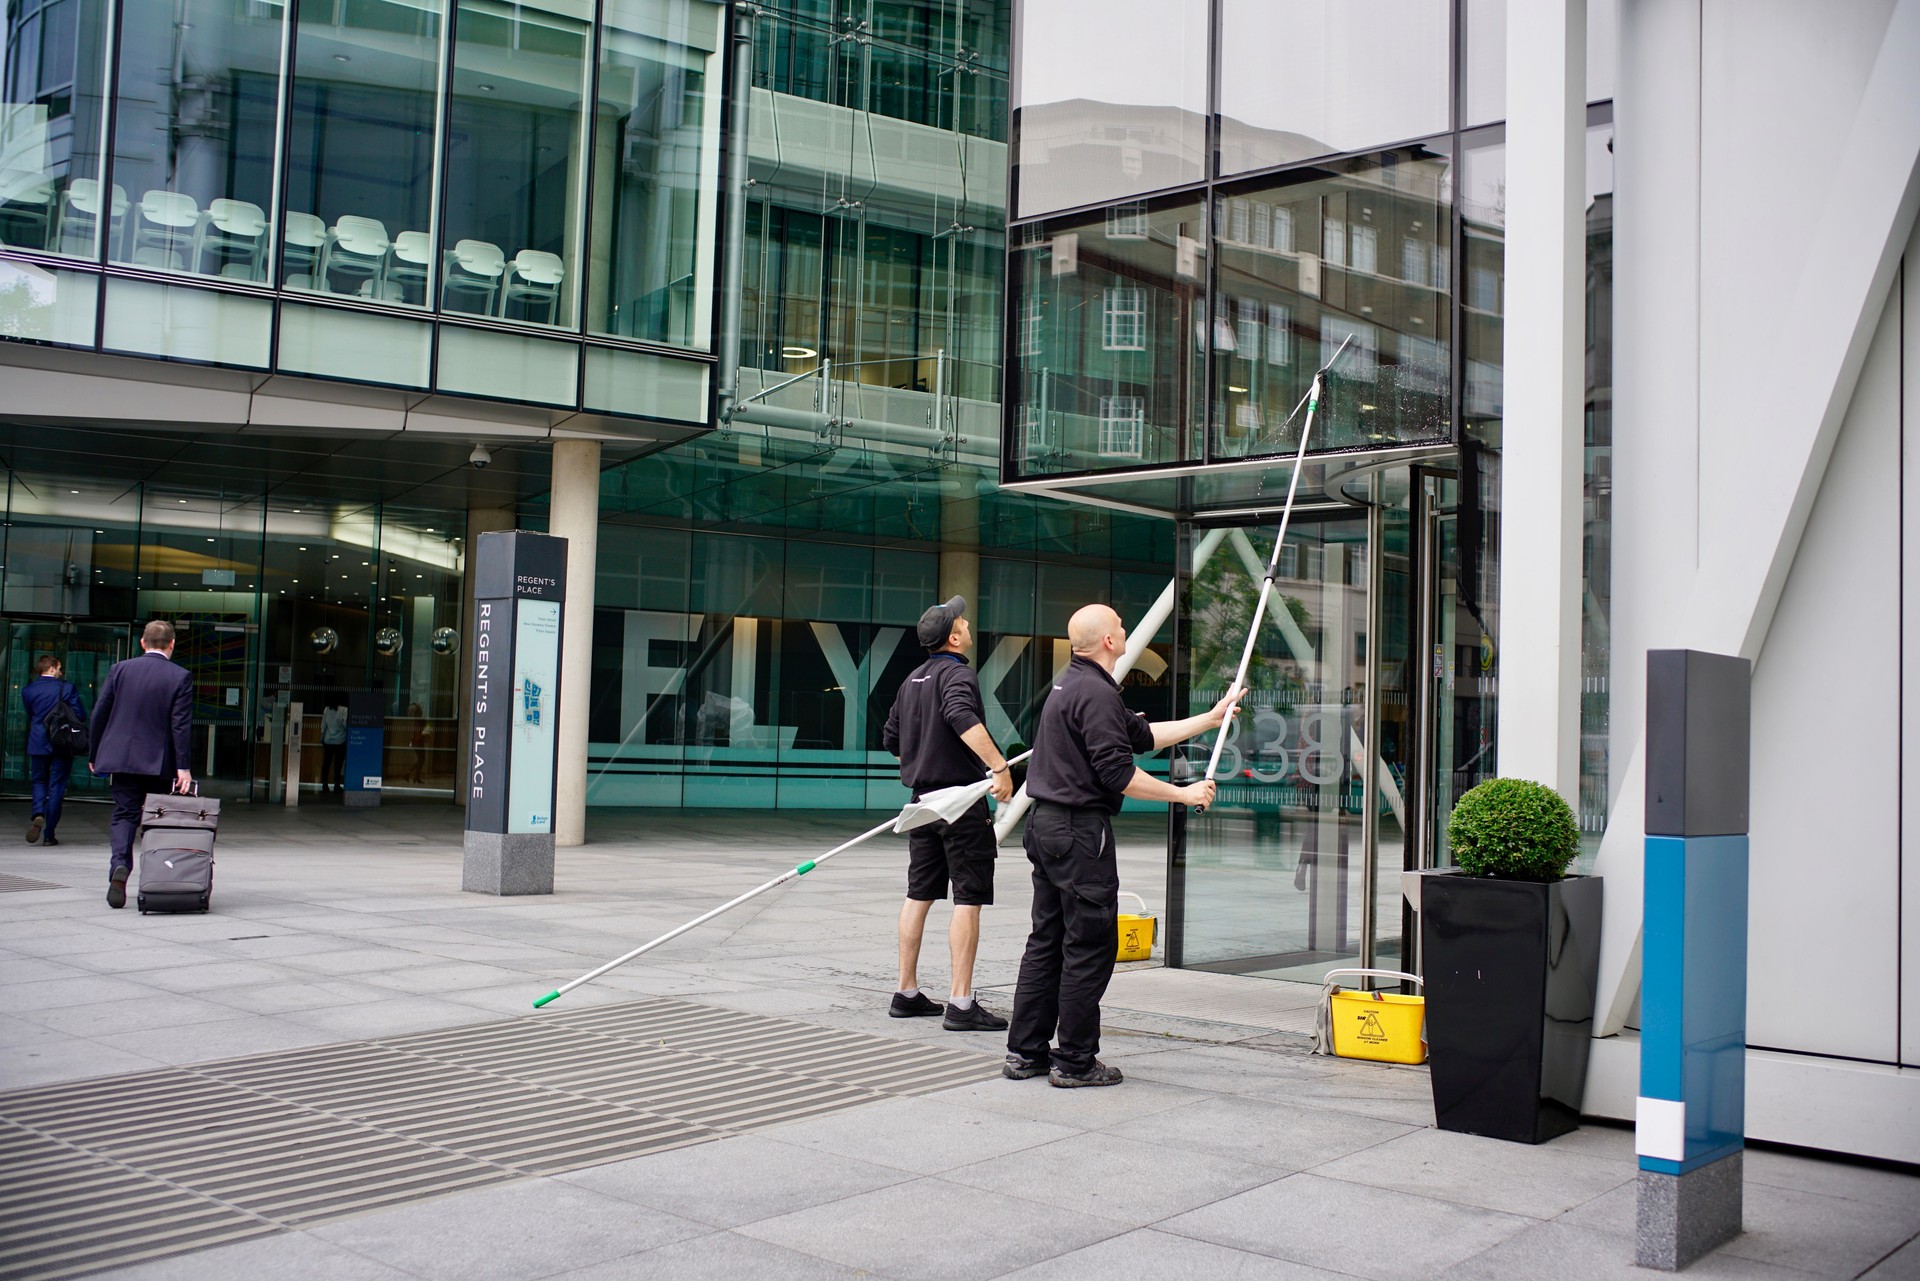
[1748,286,1901,1062]
[1905,233,1920,1068]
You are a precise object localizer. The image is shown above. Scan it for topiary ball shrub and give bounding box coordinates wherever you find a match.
[1447,778,1580,880]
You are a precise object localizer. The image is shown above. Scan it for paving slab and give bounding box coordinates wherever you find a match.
[558,1132,913,1228]
[545,1229,888,1281]
[940,1128,1282,1226]
[736,1176,1125,1281]
[307,1177,711,1281]
[1310,1125,1635,1219]
[1157,1172,1535,1279]
[759,1094,1081,1175]
[1437,1220,1826,1280]
[993,1228,1357,1280]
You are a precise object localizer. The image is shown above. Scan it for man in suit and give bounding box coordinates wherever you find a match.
[89,620,193,909]
[21,654,87,846]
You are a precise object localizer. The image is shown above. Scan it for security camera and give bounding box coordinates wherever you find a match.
[469,444,493,470]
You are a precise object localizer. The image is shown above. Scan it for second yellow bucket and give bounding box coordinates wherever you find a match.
[1116,891,1156,962]
[1316,968,1427,1065]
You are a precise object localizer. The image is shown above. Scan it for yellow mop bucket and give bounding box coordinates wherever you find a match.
[1116,892,1156,962]
[1314,968,1426,1065]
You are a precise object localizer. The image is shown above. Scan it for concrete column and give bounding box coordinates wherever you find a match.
[551,438,601,847]
[1495,0,1586,803]
[455,506,515,807]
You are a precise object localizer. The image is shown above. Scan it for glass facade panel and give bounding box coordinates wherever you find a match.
[582,343,707,419]
[1213,149,1450,460]
[1218,0,1448,177]
[0,0,110,259]
[1011,0,1207,218]
[108,1,286,281]
[1461,0,1618,125]
[436,324,577,404]
[1580,118,1613,855]
[281,0,445,305]
[1008,197,1205,474]
[102,279,273,367]
[588,0,722,347]
[278,301,431,386]
[0,258,94,342]
[443,0,590,329]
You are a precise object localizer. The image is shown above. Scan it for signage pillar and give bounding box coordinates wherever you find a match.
[343,691,384,809]
[462,530,567,896]
[1637,649,1750,1270]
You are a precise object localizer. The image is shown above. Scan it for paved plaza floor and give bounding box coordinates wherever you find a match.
[0,799,1914,1280]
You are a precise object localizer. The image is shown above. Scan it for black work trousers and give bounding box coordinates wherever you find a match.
[108,774,167,876]
[1006,799,1119,1075]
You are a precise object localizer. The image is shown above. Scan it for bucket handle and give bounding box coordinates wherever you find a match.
[1117,891,1150,916]
[1320,967,1421,993]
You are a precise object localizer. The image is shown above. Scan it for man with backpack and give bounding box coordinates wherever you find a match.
[22,654,87,847]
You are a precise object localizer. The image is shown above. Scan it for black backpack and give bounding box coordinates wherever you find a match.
[43,684,87,757]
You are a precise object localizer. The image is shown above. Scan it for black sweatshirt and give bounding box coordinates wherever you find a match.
[1025,654,1155,813]
[883,653,991,793]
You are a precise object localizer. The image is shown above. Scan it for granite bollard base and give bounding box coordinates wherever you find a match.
[463,832,555,895]
[1636,1151,1742,1270]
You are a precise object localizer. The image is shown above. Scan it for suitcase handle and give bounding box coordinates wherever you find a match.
[170,778,200,797]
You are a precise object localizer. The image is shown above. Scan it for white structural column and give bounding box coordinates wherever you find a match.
[1495,0,1586,803]
[551,439,602,847]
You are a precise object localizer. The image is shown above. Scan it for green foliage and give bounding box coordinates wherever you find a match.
[1447,778,1580,881]
[1188,551,1310,714]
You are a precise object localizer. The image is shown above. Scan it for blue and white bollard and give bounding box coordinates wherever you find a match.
[1636,649,1750,1270]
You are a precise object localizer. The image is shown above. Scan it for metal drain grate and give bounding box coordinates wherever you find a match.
[0,996,997,1281]
[0,874,64,894]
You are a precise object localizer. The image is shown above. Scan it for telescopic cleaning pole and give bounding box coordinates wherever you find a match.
[1195,336,1352,811]
[534,749,1035,1008]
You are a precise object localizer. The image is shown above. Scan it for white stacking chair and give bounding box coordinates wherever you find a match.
[131,190,201,270]
[441,238,504,315]
[501,249,564,323]
[281,212,327,288]
[387,230,432,304]
[193,198,269,279]
[319,214,390,295]
[56,179,128,257]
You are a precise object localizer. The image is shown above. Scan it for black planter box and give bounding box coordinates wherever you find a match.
[1422,874,1604,1144]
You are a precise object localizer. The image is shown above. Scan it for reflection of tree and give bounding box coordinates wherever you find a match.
[1189,549,1310,713]
[0,275,37,338]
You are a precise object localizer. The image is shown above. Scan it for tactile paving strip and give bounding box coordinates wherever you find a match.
[0,874,65,894]
[0,997,997,1280]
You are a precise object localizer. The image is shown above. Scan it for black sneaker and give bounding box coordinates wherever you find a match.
[1049,1060,1124,1088]
[26,815,43,844]
[1002,1053,1050,1080]
[106,867,128,910]
[42,835,59,847]
[889,991,944,1018]
[942,1000,1009,1032]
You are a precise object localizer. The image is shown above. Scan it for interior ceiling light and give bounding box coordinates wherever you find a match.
[70,489,79,494]
[1228,385,1248,394]
[782,346,817,359]
[333,53,350,62]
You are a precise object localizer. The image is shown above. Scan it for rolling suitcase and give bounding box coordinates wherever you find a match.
[136,784,219,914]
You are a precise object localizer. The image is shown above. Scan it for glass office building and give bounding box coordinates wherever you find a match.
[1001,0,1617,981]
[0,0,1182,808]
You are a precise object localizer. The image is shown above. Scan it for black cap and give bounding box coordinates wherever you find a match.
[916,596,966,650]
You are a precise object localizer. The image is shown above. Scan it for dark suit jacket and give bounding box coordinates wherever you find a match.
[89,651,193,776]
[21,676,86,757]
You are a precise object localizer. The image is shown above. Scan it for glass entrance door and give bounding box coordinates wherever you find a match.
[2,622,130,801]
[1174,511,1376,981]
